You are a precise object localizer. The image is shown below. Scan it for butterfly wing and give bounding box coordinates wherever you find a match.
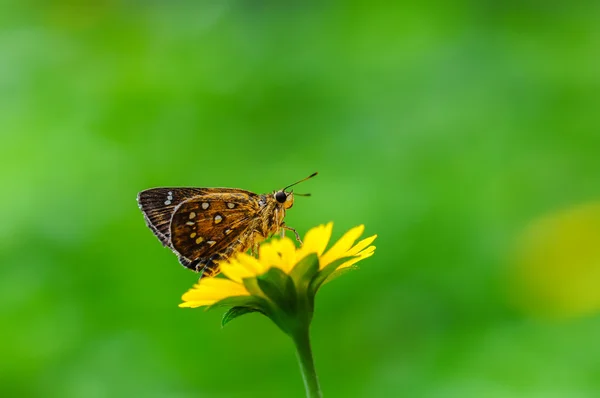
[138,187,263,277]
[137,188,209,247]
[169,191,261,268]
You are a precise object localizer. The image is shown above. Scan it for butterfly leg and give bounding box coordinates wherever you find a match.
[251,243,259,257]
[282,224,302,244]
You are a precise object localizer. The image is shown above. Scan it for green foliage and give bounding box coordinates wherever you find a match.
[221,306,262,328]
[256,267,297,314]
[208,295,266,311]
[322,265,359,285]
[290,254,320,285]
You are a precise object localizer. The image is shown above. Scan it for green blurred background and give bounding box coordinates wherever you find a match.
[2,2,600,397]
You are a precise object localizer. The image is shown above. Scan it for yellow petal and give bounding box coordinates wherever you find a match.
[276,237,297,273]
[180,277,249,307]
[297,222,333,261]
[268,238,285,255]
[259,240,283,270]
[320,225,365,269]
[239,252,268,273]
[238,253,266,275]
[220,259,252,283]
[337,246,376,269]
[221,252,267,283]
[179,299,218,308]
[346,234,377,257]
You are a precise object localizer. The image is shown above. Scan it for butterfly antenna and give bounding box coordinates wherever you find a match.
[294,193,311,197]
[283,172,318,191]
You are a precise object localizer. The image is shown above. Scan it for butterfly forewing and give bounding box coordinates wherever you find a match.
[137,188,209,246]
[169,192,260,263]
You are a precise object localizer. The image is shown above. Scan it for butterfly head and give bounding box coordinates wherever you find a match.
[275,172,318,210]
[274,190,294,209]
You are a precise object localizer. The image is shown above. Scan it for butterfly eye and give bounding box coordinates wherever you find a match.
[275,191,287,203]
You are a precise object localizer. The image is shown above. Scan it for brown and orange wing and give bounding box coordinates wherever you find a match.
[137,188,210,247]
[169,190,261,273]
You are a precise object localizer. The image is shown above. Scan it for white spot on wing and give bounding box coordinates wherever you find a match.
[227,202,235,209]
[202,202,209,210]
[214,215,222,224]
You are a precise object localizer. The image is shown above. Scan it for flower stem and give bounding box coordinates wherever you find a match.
[292,327,322,398]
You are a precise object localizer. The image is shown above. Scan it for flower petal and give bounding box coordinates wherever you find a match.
[320,225,365,269]
[241,252,267,273]
[259,240,283,270]
[180,277,249,308]
[275,237,298,273]
[221,257,255,283]
[346,234,378,257]
[297,222,333,261]
[179,299,218,308]
[336,246,376,269]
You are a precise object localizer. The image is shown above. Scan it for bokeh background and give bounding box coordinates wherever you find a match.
[2,2,600,397]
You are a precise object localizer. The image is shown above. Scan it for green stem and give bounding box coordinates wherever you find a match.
[292,327,322,398]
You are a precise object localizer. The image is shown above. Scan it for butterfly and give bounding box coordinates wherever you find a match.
[137,173,317,278]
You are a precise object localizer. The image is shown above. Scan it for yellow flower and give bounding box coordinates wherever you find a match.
[178,222,376,398]
[180,222,376,309]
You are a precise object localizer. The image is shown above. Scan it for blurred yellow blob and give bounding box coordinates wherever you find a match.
[511,202,600,318]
